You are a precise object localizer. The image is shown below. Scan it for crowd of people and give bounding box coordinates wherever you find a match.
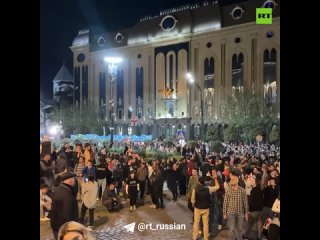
[40,140,280,240]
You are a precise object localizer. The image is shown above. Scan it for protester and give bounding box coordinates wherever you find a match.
[50,172,78,240]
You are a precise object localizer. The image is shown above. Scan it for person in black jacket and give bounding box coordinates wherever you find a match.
[200,161,212,182]
[50,172,78,240]
[96,158,107,200]
[150,165,164,209]
[245,174,263,240]
[113,163,124,195]
[166,163,179,201]
[177,159,187,196]
[262,177,279,225]
[182,145,188,157]
[124,145,129,155]
[191,176,220,240]
[126,170,140,211]
[102,182,122,212]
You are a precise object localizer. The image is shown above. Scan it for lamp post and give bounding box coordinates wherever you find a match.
[104,57,122,148]
[186,72,204,142]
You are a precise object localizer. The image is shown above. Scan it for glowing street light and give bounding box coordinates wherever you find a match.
[186,72,204,142]
[186,72,193,80]
[49,126,58,135]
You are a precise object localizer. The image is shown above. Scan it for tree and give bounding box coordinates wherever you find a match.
[76,103,104,134]
[224,89,278,143]
[249,124,266,142]
[269,124,280,144]
[211,140,224,154]
[206,123,224,153]
[223,123,242,143]
[206,123,223,143]
[50,102,105,136]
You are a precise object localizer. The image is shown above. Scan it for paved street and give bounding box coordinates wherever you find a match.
[40,189,230,240]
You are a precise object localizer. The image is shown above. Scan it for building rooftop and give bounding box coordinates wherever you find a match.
[53,63,73,82]
[71,0,280,50]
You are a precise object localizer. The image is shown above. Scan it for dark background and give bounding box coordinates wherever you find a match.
[40,0,248,99]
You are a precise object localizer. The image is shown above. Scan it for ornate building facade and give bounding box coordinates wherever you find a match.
[70,0,280,139]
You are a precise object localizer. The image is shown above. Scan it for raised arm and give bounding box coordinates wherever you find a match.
[208,178,220,193]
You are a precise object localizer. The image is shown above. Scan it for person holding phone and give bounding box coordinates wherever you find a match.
[80,174,98,230]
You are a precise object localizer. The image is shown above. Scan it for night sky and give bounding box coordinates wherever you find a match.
[40,0,245,99]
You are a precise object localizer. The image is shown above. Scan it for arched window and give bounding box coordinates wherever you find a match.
[99,72,106,107]
[263,48,277,107]
[204,57,215,117]
[172,125,176,136]
[82,65,88,105]
[159,125,165,136]
[166,124,172,136]
[147,124,152,135]
[118,109,123,119]
[169,55,174,89]
[99,71,106,120]
[99,107,105,120]
[74,66,81,108]
[136,67,144,118]
[204,57,215,88]
[137,124,142,136]
[232,53,244,92]
[194,124,200,138]
[117,70,124,107]
[210,58,214,74]
[204,58,210,76]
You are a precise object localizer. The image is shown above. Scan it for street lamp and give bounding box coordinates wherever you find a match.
[104,56,122,148]
[186,72,204,142]
[48,124,63,140]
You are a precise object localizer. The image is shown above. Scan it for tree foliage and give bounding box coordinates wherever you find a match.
[206,123,223,143]
[50,102,105,136]
[223,123,242,143]
[223,89,278,143]
[269,124,280,143]
[211,140,224,154]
